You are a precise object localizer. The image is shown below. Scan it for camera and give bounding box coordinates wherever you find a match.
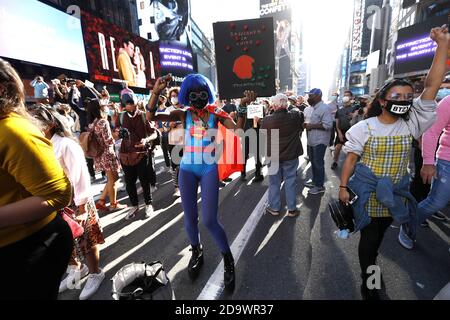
[119,127,130,140]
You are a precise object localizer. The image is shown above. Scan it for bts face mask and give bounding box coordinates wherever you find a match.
[384,100,412,118]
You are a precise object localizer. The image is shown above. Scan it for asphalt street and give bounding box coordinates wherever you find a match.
[59,134,450,300]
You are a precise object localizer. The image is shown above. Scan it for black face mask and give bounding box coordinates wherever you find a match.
[384,100,413,119]
[307,98,316,106]
[190,99,208,110]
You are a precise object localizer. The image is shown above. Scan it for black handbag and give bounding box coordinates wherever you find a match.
[328,199,355,233]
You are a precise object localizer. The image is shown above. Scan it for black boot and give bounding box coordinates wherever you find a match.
[188,245,204,280]
[223,252,235,292]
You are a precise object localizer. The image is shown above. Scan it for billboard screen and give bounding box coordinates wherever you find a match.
[141,0,195,80]
[81,10,161,89]
[0,0,88,73]
[213,17,276,99]
[394,15,449,76]
[260,0,292,91]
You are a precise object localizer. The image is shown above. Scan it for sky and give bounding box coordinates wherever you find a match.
[191,0,355,99]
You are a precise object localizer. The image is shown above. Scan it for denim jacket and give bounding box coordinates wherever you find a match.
[348,163,418,234]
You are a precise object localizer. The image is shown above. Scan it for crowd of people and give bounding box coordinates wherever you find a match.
[0,25,448,301]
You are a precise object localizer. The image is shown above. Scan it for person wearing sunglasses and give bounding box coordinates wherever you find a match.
[339,25,449,300]
[147,73,256,292]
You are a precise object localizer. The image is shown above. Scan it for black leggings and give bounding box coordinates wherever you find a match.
[358,217,393,279]
[0,214,73,300]
[122,156,153,207]
[161,134,171,168]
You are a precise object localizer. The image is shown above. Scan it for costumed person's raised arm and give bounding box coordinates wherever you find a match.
[147,74,185,123]
[221,91,257,130]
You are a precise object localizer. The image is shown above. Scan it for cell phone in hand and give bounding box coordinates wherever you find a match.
[347,187,358,205]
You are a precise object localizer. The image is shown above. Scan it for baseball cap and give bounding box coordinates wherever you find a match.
[305,88,323,96]
[121,93,136,106]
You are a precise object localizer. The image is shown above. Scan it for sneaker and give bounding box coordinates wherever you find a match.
[59,264,89,293]
[145,204,154,219]
[79,270,105,300]
[266,207,280,216]
[331,162,338,170]
[304,181,315,188]
[125,206,139,221]
[287,209,301,218]
[433,211,447,221]
[421,220,430,228]
[173,188,181,198]
[308,187,326,195]
[398,224,415,250]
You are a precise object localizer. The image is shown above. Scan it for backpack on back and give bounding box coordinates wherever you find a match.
[79,120,105,159]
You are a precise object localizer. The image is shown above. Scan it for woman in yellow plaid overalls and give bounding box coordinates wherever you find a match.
[339,25,449,300]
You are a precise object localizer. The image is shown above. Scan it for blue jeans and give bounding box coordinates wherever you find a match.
[310,144,327,188]
[268,158,299,211]
[418,159,450,224]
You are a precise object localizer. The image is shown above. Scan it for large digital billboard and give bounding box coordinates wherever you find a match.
[394,15,449,76]
[0,0,88,73]
[260,0,292,91]
[139,0,195,81]
[81,11,161,89]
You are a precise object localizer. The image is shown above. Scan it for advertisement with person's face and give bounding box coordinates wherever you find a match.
[81,11,161,89]
[147,0,195,81]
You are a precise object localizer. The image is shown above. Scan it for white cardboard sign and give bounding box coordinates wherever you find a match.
[247,104,264,119]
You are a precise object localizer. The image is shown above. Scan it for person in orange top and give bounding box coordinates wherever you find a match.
[0,58,73,300]
[117,38,137,87]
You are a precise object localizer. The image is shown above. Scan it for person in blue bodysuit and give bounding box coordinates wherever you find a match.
[148,74,256,291]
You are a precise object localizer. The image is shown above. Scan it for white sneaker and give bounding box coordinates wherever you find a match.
[79,270,105,300]
[145,204,154,219]
[173,188,181,198]
[59,264,89,293]
[125,206,139,221]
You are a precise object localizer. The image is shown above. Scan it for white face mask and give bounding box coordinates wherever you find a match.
[171,97,179,105]
[342,96,351,104]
